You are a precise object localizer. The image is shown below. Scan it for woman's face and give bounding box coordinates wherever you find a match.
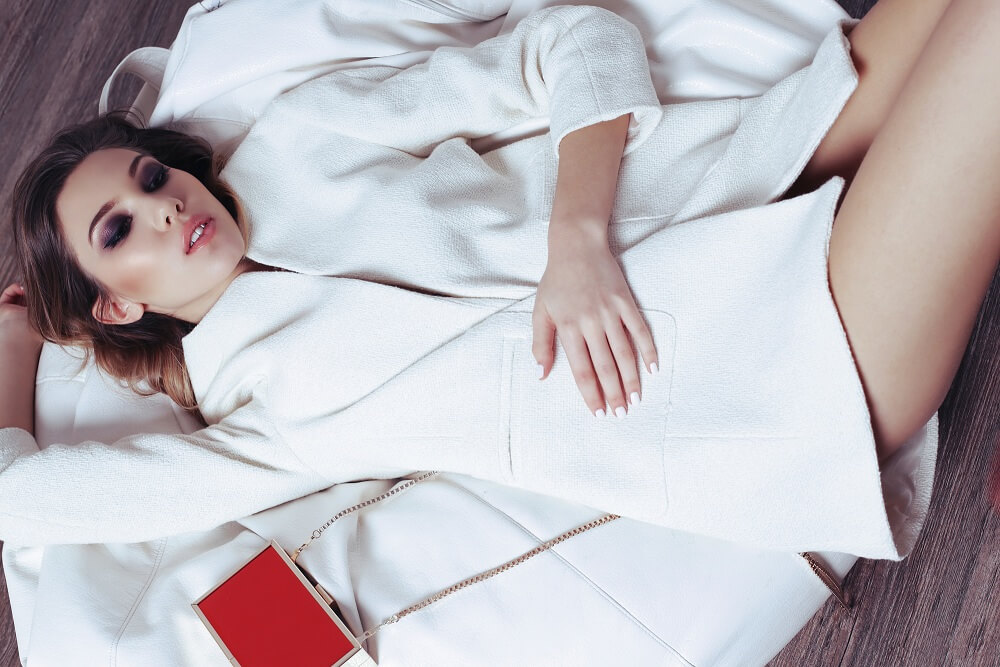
[57,148,248,324]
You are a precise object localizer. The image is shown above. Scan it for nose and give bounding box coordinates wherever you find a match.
[154,198,183,232]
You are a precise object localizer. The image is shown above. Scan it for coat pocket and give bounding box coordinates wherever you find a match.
[497,308,677,523]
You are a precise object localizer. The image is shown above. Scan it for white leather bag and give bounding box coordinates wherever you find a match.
[98,0,511,154]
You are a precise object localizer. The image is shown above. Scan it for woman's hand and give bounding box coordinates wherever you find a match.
[532,234,658,418]
[0,283,43,352]
[535,112,654,416]
[0,282,43,434]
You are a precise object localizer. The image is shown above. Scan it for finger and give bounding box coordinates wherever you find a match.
[531,303,556,379]
[605,316,641,410]
[558,325,607,417]
[582,320,627,417]
[620,302,658,375]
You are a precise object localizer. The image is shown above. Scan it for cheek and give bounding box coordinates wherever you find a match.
[105,248,172,300]
[113,270,152,298]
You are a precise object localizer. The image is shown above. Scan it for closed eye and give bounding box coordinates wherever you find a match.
[101,163,169,250]
[142,163,170,191]
[103,215,132,249]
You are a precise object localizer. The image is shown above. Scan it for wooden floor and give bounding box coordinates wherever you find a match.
[1,1,997,665]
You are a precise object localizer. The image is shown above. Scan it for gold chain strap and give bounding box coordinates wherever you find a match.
[358,513,622,641]
[288,472,620,641]
[290,471,440,563]
[287,476,847,641]
[799,551,850,609]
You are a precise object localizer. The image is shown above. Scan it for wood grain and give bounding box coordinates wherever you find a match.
[2,1,998,666]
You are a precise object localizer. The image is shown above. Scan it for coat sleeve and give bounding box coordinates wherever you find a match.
[269,5,663,158]
[0,399,330,546]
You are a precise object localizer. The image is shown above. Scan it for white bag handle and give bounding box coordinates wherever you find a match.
[98,46,170,126]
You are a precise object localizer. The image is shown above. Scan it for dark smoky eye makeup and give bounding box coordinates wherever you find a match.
[140,161,170,191]
[100,159,171,250]
[102,214,132,249]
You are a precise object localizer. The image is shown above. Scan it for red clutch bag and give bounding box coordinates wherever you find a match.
[192,540,375,667]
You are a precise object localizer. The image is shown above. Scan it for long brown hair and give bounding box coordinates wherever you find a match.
[9,112,243,415]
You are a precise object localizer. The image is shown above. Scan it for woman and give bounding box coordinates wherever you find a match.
[0,0,996,558]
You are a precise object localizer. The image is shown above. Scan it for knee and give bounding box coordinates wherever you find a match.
[875,431,907,466]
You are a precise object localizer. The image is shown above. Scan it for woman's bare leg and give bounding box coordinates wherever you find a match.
[786,0,954,197]
[826,0,1000,463]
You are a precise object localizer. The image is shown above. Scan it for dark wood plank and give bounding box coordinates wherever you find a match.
[2,1,998,666]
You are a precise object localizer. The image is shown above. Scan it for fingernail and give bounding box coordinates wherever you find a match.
[536,363,544,379]
[630,391,640,406]
[615,406,627,418]
[650,362,659,375]
[595,408,605,418]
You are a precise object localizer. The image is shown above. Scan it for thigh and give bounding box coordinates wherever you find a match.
[826,0,1000,463]
[783,0,954,200]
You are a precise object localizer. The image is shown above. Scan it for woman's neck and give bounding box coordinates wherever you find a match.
[181,258,288,324]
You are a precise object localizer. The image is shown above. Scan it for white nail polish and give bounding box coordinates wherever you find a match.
[650,362,659,375]
[536,363,544,379]
[615,406,626,419]
[595,409,605,418]
[630,392,640,406]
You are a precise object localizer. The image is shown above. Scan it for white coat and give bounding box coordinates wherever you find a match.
[0,7,936,560]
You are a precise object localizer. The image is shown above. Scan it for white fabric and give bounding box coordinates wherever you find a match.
[7,347,864,665]
[103,0,853,156]
[0,6,936,559]
[104,0,512,154]
[500,0,853,100]
[2,0,942,665]
[5,345,932,665]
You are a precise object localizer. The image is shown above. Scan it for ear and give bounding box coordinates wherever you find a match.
[92,295,144,326]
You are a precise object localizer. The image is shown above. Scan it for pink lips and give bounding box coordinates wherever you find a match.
[184,216,214,255]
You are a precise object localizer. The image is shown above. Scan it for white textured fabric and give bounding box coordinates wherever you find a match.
[8,346,869,667]
[0,6,937,560]
[7,351,851,666]
[235,5,664,295]
[2,2,945,665]
[142,0,513,153]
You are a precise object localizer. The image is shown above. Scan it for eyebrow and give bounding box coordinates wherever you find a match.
[87,152,147,247]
